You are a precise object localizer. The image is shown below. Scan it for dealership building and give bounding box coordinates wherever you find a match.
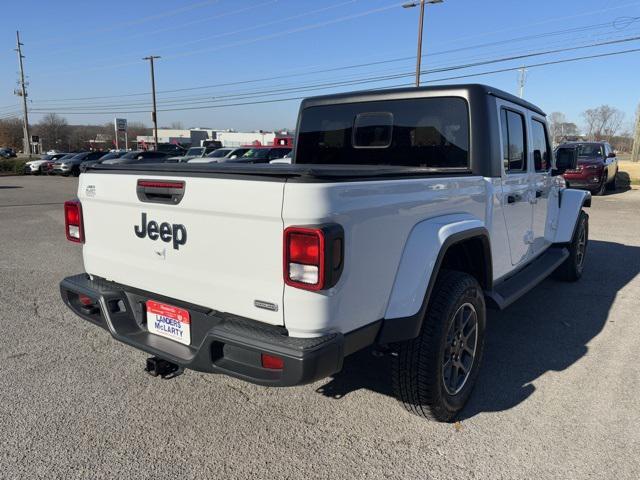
[136,129,290,149]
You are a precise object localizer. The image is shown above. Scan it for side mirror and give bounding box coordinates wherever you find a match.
[553,147,578,176]
[607,151,616,158]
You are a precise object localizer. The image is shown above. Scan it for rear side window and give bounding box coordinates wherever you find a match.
[531,119,550,171]
[501,109,526,173]
[296,97,469,169]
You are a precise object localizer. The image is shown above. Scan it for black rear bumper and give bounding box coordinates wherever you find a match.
[60,274,357,387]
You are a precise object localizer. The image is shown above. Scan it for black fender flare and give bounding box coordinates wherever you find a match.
[377,227,492,345]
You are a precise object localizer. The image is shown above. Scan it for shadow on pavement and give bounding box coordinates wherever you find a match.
[316,240,640,419]
[0,186,23,189]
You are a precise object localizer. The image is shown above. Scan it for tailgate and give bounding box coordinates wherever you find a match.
[78,172,285,325]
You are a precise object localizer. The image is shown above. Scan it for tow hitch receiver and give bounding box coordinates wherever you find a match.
[145,356,183,379]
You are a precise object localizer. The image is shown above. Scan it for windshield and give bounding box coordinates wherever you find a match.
[99,152,121,160]
[208,149,232,158]
[186,147,204,156]
[121,151,143,159]
[241,149,270,159]
[576,144,604,157]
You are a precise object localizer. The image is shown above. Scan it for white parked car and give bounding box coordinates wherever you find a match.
[60,84,588,422]
[23,153,69,174]
[188,147,251,163]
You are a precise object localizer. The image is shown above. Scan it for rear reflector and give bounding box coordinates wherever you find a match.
[261,353,284,370]
[64,200,84,243]
[78,294,93,306]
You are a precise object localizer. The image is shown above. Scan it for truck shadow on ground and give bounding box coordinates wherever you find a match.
[316,239,640,419]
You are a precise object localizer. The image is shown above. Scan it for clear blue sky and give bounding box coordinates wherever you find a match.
[1,0,639,132]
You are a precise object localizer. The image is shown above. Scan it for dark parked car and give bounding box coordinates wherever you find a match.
[100,150,171,165]
[156,143,186,157]
[559,142,619,195]
[80,150,128,171]
[225,147,291,164]
[51,151,106,176]
[0,147,17,158]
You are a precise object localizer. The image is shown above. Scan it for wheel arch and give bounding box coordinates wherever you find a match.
[554,188,591,243]
[378,215,492,344]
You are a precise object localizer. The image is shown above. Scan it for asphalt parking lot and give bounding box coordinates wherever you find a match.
[1,175,639,480]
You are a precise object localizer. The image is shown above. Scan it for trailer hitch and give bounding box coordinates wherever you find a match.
[145,356,183,379]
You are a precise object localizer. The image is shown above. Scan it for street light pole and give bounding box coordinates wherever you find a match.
[143,55,161,150]
[403,0,443,87]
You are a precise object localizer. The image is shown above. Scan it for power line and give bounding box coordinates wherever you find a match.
[29,0,225,47]
[37,30,637,110]
[30,47,640,115]
[32,21,640,105]
[30,0,640,80]
[29,34,640,112]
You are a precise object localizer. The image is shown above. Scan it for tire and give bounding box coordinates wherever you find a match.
[553,210,588,282]
[606,169,617,191]
[392,270,486,422]
[594,173,607,196]
[72,168,80,177]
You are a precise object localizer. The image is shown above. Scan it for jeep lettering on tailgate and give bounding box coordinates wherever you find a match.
[134,212,187,250]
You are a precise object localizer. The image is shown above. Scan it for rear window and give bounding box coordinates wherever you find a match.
[296,97,469,169]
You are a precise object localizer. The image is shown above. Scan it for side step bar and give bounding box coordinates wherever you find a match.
[485,246,569,310]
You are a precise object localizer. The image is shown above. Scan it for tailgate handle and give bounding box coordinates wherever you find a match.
[137,180,185,205]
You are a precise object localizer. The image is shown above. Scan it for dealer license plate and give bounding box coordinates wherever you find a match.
[146,300,191,346]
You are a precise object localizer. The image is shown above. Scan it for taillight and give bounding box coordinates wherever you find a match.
[64,200,84,243]
[284,224,344,291]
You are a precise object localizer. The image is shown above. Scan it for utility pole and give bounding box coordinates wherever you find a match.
[15,31,31,156]
[632,103,640,163]
[143,55,160,150]
[518,66,527,99]
[402,0,444,87]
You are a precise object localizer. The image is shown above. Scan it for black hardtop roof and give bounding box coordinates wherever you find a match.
[300,83,545,116]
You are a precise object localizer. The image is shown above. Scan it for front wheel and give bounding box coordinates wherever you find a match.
[594,173,608,196]
[392,270,486,422]
[554,210,588,282]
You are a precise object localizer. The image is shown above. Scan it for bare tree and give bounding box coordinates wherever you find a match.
[169,121,184,129]
[582,105,624,141]
[34,113,70,151]
[548,112,579,143]
[548,112,566,141]
[632,103,640,162]
[0,118,24,150]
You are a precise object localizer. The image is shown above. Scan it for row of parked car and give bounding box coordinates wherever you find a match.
[23,145,293,176]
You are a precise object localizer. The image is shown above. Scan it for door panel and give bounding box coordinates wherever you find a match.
[530,117,552,255]
[502,174,532,265]
[498,105,534,266]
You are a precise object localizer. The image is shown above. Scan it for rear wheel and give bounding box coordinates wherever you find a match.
[392,270,486,422]
[554,210,588,282]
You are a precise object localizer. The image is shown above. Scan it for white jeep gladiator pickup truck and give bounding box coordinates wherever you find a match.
[60,84,589,422]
